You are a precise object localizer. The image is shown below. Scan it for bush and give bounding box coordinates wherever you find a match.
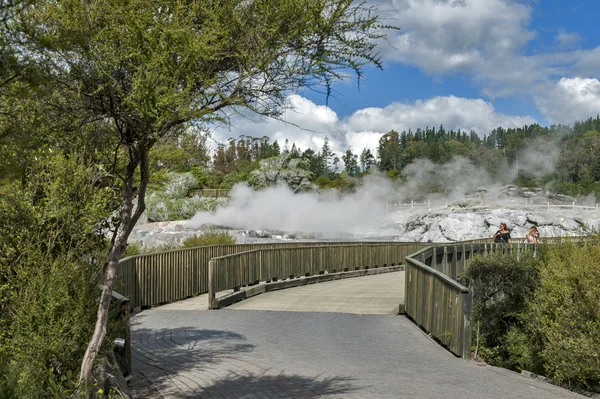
[0,154,116,398]
[182,230,236,247]
[163,172,199,198]
[526,242,600,389]
[144,172,224,222]
[145,195,223,221]
[465,249,541,364]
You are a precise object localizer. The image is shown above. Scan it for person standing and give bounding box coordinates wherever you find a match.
[493,223,512,243]
[525,226,541,243]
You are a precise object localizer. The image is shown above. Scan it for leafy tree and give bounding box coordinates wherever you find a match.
[14,0,390,385]
[301,148,326,177]
[378,130,402,171]
[342,149,360,176]
[0,153,115,397]
[321,136,333,174]
[359,147,375,172]
[465,250,540,361]
[248,152,313,192]
[526,243,600,388]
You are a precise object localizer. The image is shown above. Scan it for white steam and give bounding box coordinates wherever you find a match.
[188,175,395,233]
[188,145,567,234]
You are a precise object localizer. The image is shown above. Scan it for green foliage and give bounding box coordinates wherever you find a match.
[248,153,313,192]
[466,244,600,391]
[465,249,541,366]
[146,195,223,222]
[144,172,223,221]
[527,243,600,388]
[123,242,180,256]
[0,154,115,398]
[182,230,237,247]
[314,175,331,188]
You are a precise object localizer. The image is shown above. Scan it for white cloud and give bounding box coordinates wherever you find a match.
[534,77,600,124]
[368,0,600,111]
[373,0,535,76]
[555,30,581,50]
[210,94,536,157]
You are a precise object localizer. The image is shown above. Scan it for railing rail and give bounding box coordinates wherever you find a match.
[405,242,543,358]
[116,241,428,309]
[207,243,423,309]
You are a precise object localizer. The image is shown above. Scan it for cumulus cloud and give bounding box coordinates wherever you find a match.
[534,77,600,124]
[555,29,581,50]
[369,0,600,108]
[210,94,537,156]
[372,0,537,84]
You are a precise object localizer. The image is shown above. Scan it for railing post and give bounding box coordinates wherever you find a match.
[462,290,473,359]
[208,259,216,309]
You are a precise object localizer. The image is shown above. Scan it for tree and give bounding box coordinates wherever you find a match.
[359,148,375,172]
[0,153,115,397]
[248,152,313,192]
[377,130,402,171]
[320,135,335,173]
[342,149,359,176]
[14,0,390,385]
[465,250,540,361]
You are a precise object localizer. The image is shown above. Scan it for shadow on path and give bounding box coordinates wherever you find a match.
[130,326,362,398]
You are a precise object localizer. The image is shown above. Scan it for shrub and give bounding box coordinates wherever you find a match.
[163,172,199,198]
[0,154,116,398]
[465,249,541,363]
[182,230,236,247]
[526,242,600,389]
[146,195,223,221]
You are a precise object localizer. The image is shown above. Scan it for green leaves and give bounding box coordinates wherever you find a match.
[527,242,600,388]
[0,153,113,397]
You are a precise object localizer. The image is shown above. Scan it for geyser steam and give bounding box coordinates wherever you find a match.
[188,175,395,233]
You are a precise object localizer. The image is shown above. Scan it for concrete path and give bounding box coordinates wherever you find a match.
[130,271,584,399]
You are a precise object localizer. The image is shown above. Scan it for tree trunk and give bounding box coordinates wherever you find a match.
[79,144,149,387]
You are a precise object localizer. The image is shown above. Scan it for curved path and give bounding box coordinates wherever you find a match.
[130,272,584,399]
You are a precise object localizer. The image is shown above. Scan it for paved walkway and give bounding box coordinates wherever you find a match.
[130,271,584,399]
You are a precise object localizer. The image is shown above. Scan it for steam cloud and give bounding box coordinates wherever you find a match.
[188,174,394,234]
[188,144,566,234]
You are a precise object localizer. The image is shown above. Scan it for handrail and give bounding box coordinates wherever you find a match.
[116,235,593,310]
[116,241,427,309]
[404,243,543,359]
[207,243,424,309]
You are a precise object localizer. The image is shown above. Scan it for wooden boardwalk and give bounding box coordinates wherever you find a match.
[130,272,584,399]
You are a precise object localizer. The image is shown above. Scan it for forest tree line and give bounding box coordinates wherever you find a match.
[125,115,600,197]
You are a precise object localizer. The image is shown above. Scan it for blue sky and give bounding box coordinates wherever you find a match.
[213,0,600,156]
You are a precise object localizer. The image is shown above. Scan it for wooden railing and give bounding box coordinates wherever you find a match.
[188,188,230,198]
[404,243,542,358]
[207,243,423,309]
[115,241,428,309]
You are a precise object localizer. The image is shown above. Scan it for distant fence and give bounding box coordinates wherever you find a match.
[188,189,230,198]
[115,241,427,310]
[207,243,423,309]
[383,200,600,213]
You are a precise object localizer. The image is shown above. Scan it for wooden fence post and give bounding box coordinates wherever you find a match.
[208,259,216,309]
[462,290,473,359]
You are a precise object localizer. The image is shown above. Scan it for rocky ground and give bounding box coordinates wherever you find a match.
[129,185,600,249]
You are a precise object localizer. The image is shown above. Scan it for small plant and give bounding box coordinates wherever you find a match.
[182,230,236,247]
